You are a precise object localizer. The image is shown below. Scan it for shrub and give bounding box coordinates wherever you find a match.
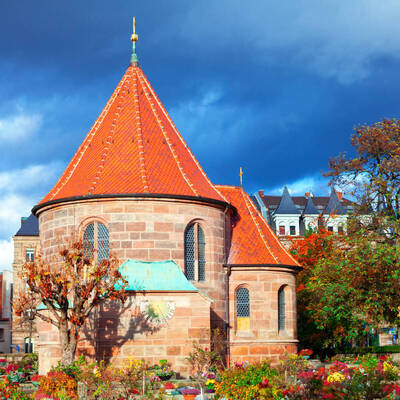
[215,361,279,400]
[38,370,77,399]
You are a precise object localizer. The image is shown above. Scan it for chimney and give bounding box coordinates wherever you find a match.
[20,217,28,226]
[305,191,314,198]
[259,190,264,197]
[336,191,343,201]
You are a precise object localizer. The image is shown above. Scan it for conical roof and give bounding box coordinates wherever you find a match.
[325,189,346,215]
[274,186,300,215]
[303,196,319,215]
[37,65,226,208]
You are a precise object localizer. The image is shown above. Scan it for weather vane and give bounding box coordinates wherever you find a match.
[239,167,243,187]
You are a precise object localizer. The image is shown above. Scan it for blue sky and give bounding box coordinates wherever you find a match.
[1,0,400,268]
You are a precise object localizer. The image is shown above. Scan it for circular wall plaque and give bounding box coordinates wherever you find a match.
[140,300,175,326]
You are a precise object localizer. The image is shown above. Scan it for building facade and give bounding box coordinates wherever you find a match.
[13,37,301,375]
[252,187,353,242]
[12,214,40,353]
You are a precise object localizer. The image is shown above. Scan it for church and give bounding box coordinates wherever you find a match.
[13,23,300,375]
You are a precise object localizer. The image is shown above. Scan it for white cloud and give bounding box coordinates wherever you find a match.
[0,162,64,269]
[0,240,13,271]
[262,174,331,197]
[0,163,62,192]
[176,0,400,84]
[0,112,42,142]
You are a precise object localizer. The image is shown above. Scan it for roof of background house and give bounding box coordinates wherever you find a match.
[36,61,227,209]
[303,196,320,215]
[255,190,353,214]
[325,189,347,215]
[15,214,39,236]
[216,185,299,266]
[274,186,301,215]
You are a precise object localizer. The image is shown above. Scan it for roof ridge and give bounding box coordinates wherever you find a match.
[132,69,149,192]
[245,188,299,266]
[138,69,199,197]
[89,72,132,194]
[139,70,228,203]
[215,184,240,190]
[48,69,130,201]
[241,188,279,263]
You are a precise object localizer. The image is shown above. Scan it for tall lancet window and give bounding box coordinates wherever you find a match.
[236,287,250,331]
[184,223,206,281]
[278,286,286,332]
[83,222,109,262]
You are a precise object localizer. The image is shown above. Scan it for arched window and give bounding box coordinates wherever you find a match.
[236,287,250,331]
[83,222,109,261]
[184,223,206,281]
[278,286,286,332]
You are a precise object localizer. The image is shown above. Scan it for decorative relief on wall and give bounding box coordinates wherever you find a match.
[140,300,175,326]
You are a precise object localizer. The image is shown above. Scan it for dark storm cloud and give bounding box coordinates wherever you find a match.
[1,0,400,266]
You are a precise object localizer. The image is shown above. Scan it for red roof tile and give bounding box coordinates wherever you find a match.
[39,66,226,205]
[217,185,299,266]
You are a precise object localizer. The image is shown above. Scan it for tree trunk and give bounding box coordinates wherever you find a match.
[59,322,77,366]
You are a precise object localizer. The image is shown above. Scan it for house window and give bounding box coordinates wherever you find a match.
[24,337,33,353]
[25,249,34,262]
[338,226,344,234]
[278,286,286,332]
[184,223,206,281]
[279,225,285,236]
[236,287,250,331]
[83,222,109,261]
[327,226,333,232]
[289,226,296,236]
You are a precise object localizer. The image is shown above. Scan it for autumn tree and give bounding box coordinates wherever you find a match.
[325,118,400,241]
[291,229,400,352]
[14,241,127,366]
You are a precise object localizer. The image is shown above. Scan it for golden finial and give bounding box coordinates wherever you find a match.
[130,17,139,66]
[131,17,138,43]
[239,167,243,187]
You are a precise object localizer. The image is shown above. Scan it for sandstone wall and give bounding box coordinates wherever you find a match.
[38,292,211,376]
[228,266,298,363]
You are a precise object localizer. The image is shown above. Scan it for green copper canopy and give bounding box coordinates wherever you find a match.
[118,260,199,291]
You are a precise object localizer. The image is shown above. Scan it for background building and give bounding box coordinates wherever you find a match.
[252,187,353,246]
[12,214,39,353]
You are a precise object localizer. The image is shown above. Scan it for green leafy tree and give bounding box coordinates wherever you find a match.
[291,230,400,351]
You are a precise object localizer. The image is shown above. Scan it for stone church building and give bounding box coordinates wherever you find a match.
[13,33,300,375]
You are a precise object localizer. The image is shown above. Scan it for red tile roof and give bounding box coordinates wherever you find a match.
[217,185,299,266]
[39,66,226,205]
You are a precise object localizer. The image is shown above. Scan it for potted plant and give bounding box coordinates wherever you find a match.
[180,388,201,400]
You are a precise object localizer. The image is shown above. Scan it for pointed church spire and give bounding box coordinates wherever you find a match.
[275,186,301,214]
[325,188,346,215]
[130,17,139,66]
[303,195,319,215]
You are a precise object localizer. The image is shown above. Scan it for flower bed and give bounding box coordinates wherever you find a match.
[215,353,400,399]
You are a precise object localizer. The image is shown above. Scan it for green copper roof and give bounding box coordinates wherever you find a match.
[118,260,199,291]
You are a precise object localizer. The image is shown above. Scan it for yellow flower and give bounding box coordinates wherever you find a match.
[327,372,345,383]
